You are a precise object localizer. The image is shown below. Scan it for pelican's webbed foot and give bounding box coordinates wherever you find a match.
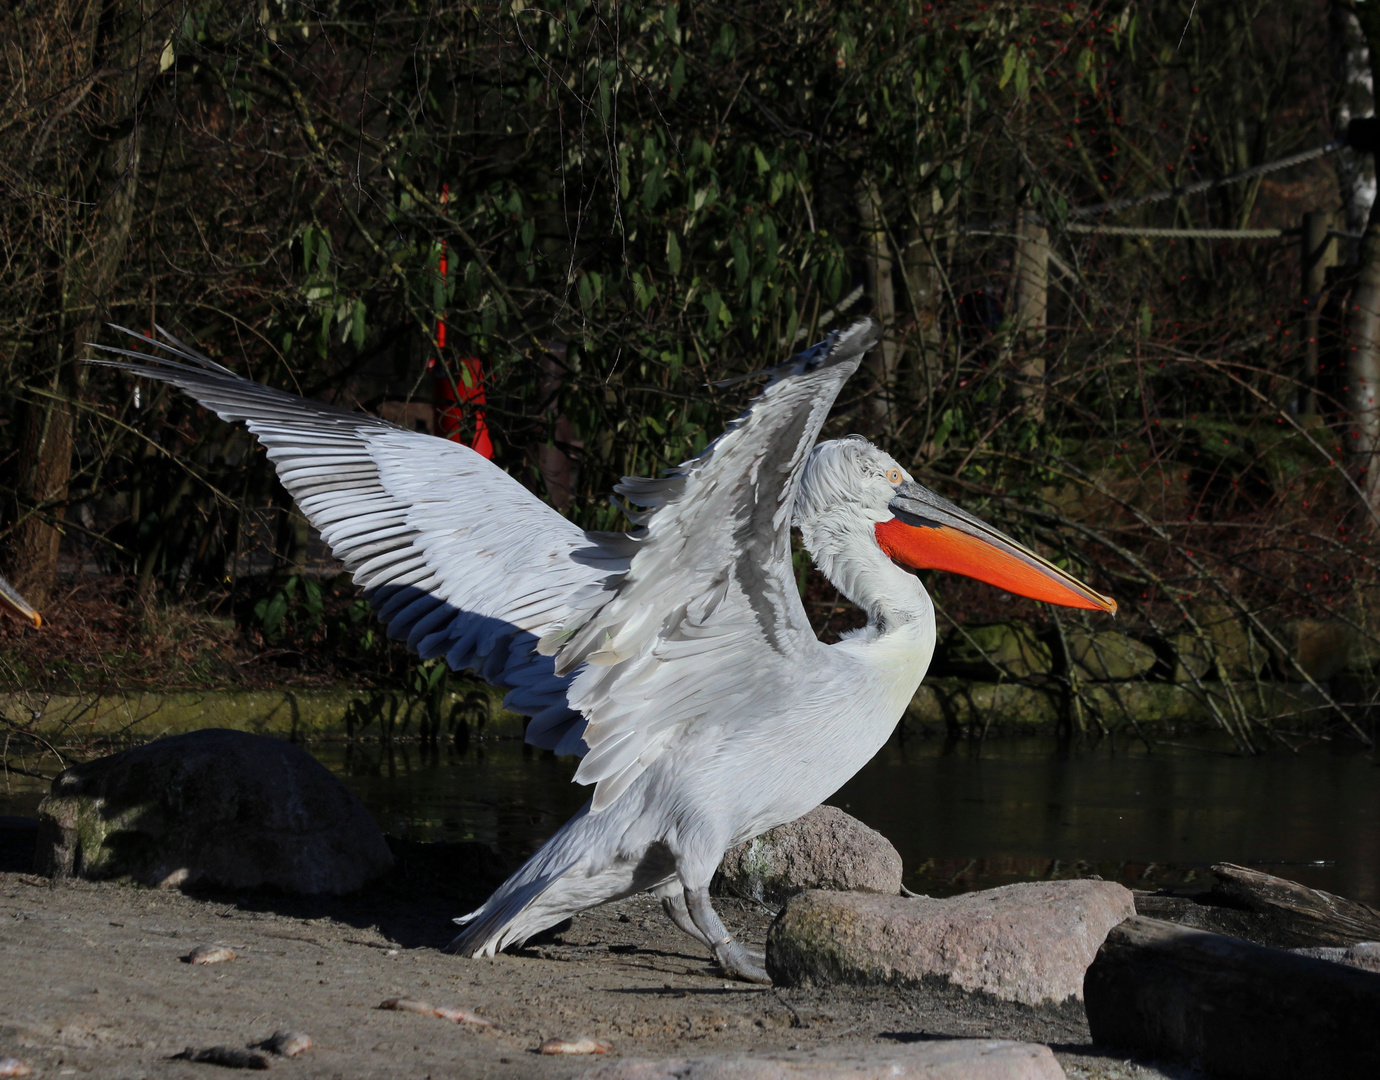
[684,886,771,984]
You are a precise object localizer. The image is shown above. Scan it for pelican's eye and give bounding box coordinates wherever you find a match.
[885,467,903,485]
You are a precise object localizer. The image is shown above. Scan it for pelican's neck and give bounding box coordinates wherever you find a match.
[799,518,932,635]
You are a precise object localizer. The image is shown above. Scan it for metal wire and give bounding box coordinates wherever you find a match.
[1063,223,1294,240]
[1068,139,1345,219]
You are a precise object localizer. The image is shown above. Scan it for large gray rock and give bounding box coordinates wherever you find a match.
[582,1040,1065,1079]
[717,806,902,905]
[36,728,392,894]
[767,880,1134,1007]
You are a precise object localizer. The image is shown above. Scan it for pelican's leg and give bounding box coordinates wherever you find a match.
[654,882,713,947]
[684,886,771,984]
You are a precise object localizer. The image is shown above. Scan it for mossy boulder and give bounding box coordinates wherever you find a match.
[36,728,392,894]
[1065,630,1157,681]
[1167,607,1265,682]
[716,805,902,905]
[938,622,1053,680]
[1269,619,1363,682]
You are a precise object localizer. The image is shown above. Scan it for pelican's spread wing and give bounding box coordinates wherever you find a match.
[545,319,879,810]
[89,329,618,756]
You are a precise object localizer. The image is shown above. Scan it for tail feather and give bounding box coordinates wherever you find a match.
[449,866,574,956]
[448,796,677,956]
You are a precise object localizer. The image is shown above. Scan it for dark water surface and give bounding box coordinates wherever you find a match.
[321,734,1380,904]
[4,734,1377,903]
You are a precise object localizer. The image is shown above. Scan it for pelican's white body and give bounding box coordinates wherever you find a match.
[455,434,939,953]
[96,319,1089,974]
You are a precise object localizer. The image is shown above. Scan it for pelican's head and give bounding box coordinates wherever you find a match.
[0,573,41,628]
[795,437,1115,615]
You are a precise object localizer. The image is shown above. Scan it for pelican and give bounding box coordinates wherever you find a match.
[92,318,1114,983]
[0,574,41,628]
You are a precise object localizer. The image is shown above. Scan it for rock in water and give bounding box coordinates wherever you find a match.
[36,728,392,894]
[717,806,902,905]
[767,880,1134,1007]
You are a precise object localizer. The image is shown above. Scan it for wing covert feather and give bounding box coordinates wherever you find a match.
[88,329,622,754]
[545,319,879,810]
[89,320,877,814]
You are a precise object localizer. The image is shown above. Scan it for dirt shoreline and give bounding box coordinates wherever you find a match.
[0,869,1182,1080]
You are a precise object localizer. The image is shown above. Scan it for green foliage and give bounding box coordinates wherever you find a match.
[5,0,1371,745]
[252,576,323,645]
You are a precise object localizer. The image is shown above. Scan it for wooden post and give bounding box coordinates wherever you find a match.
[1301,211,1336,416]
[1013,213,1049,420]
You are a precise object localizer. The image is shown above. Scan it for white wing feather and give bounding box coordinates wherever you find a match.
[544,320,879,810]
[90,319,878,812]
[89,329,618,756]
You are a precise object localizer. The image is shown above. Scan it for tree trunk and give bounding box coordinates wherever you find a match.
[902,184,948,434]
[857,178,899,436]
[1301,211,1337,416]
[1012,213,1049,421]
[7,0,157,603]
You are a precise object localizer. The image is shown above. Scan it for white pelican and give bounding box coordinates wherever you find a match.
[93,319,1115,983]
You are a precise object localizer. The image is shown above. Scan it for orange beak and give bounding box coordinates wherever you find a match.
[875,482,1116,614]
[0,573,41,628]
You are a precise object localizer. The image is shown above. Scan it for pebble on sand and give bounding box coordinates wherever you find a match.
[434,1005,500,1029]
[184,945,236,965]
[172,1046,269,1070]
[379,997,502,1029]
[259,1030,312,1057]
[538,1037,612,1055]
[377,997,435,1015]
[0,1058,31,1078]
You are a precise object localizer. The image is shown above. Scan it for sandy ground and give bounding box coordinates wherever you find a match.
[0,866,1191,1080]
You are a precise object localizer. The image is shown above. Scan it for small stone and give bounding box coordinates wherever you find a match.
[579,1040,1065,1078]
[185,944,235,965]
[539,1037,612,1055]
[172,1046,269,1070]
[434,1004,501,1029]
[767,880,1134,1007]
[718,806,902,905]
[259,1030,312,1057]
[36,729,392,895]
[378,997,435,1015]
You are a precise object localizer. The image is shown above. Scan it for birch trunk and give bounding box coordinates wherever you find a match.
[1331,3,1376,259]
[1345,5,1380,513]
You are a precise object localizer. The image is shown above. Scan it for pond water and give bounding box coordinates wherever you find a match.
[4,733,1377,903]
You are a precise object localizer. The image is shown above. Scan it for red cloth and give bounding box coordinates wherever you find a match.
[434,357,493,458]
